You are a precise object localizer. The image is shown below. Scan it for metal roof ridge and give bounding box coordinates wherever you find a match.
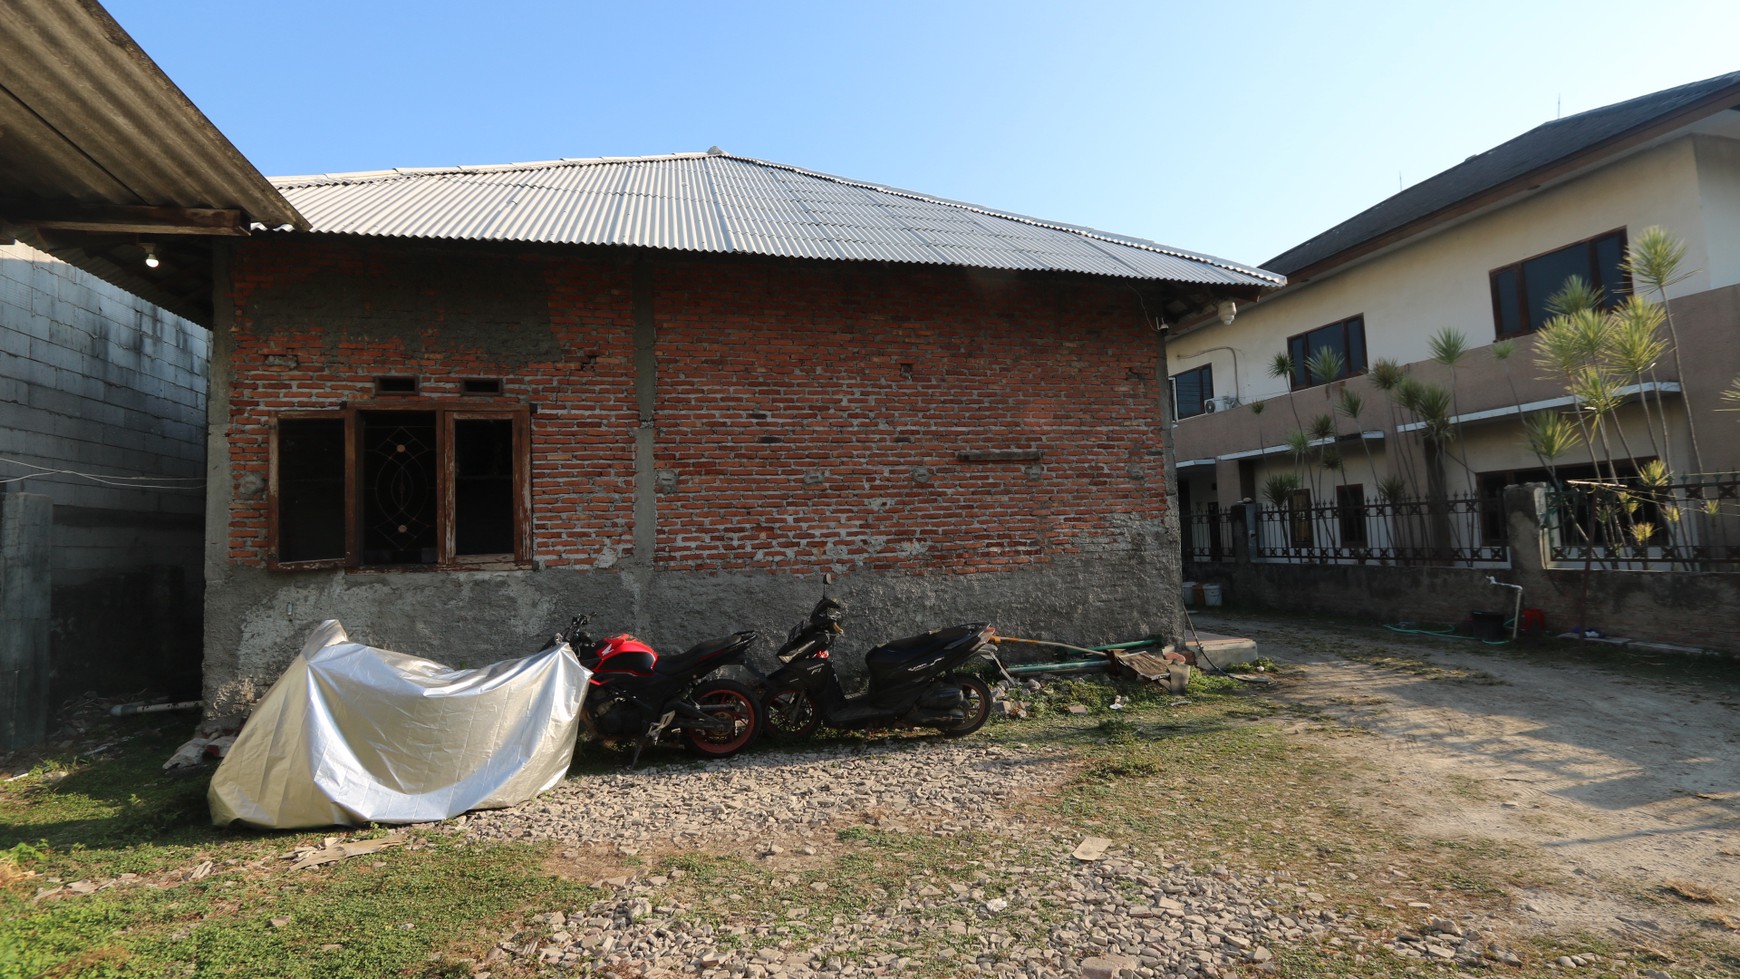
[269,152,716,188]
[710,152,1284,284]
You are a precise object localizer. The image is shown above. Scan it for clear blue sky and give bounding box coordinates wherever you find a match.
[109,0,1739,268]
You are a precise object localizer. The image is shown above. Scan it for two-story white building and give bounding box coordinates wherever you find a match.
[1168,70,1740,570]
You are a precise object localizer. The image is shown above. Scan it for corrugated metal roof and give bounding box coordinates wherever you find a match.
[273,152,1283,288]
[1265,70,1740,278]
[0,2,303,228]
[0,0,306,325]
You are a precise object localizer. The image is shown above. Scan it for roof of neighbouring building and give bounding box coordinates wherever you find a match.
[270,150,1283,290]
[1265,69,1740,281]
[0,1,306,325]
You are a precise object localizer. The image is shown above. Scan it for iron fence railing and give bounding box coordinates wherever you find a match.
[1544,473,1740,572]
[1183,493,1508,569]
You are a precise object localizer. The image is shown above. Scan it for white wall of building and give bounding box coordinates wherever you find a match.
[1169,135,1724,408]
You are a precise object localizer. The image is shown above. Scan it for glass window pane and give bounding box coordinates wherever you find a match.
[1594,233,1627,302]
[1303,324,1348,383]
[454,418,516,555]
[1523,246,1591,331]
[278,418,346,563]
[360,411,438,565]
[1492,268,1521,336]
[1346,317,1367,373]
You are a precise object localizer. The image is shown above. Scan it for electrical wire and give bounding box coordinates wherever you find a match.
[0,455,202,491]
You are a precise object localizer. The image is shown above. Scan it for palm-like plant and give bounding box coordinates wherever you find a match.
[1262,472,1302,507]
[1337,388,1380,486]
[1522,412,1581,470]
[1268,351,1305,432]
[1623,226,1702,474]
[1305,347,1347,392]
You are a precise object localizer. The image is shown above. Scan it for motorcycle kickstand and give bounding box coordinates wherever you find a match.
[629,710,679,770]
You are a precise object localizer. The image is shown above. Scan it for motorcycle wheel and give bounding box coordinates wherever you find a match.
[685,679,761,757]
[763,687,821,739]
[937,673,992,738]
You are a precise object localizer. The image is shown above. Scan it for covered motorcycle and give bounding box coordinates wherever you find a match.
[209,619,589,829]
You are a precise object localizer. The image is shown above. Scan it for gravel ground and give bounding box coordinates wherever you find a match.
[455,737,1520,978]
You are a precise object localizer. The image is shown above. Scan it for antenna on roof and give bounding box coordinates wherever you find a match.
[1556,94,1561,119]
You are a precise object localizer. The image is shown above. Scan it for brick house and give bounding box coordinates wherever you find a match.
[199,152,1280,710]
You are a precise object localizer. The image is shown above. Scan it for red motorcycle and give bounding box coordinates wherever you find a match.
[551,614,762,767]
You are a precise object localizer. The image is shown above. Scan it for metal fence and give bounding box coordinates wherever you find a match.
[1183,493,1509,569]
[1544,473,1740,572]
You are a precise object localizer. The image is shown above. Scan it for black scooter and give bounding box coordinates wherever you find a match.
[760,596,1004,739]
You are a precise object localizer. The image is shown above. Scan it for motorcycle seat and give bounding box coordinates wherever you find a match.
[866,624,985,660]
[655,631,758,675]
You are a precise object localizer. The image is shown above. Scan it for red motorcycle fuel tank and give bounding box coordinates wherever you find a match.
[592,634,657,676]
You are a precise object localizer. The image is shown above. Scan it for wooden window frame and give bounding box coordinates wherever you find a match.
[1488,228,1629,339]
[267,399,531,571]
[1286,315,1366,390]
[1287,488,1314,547]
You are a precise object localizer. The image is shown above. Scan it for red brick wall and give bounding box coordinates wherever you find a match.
[651,258,1166,573]
[223,238,1168,574]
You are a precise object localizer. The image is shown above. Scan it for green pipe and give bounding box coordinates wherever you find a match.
[1088,636,1169,652]
[1006,659,1110,675]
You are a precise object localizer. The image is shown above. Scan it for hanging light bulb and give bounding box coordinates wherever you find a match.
[143,244,160,269]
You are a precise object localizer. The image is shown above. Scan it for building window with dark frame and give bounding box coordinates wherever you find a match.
[1287,488,1314,547]
[1336,483,1368,546]
[1489,228,1628,338]
[1170,364,1214,419]
[1287,315,1366,389]
[271,404,530,569]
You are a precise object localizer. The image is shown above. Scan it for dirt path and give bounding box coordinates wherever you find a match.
[1192,612,1740,943]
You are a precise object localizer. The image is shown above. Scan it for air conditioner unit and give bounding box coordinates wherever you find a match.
[1204,395,1239,413]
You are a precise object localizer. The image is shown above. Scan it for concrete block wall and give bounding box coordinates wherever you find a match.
[0,241,206,701]
[1,494,52,752]
[202,236,1184,709]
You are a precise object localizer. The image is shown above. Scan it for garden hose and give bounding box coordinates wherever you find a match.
[1181,608,1273,684]
[1385,626,1510,646]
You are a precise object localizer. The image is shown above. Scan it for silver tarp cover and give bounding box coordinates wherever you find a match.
[209,619,589,829]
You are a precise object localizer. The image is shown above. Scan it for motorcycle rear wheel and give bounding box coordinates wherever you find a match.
[763,687,821,739]
[938,673,992,738]
[685,679,761,757]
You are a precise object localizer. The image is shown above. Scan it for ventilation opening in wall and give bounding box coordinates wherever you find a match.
[374,376,419,395]
[462,378,504,395]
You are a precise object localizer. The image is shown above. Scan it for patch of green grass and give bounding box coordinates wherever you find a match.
[1,719,597,979]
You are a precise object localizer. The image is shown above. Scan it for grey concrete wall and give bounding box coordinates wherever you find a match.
[202,555,1178,715]
[1,493,52,751]
[0,242,206,700]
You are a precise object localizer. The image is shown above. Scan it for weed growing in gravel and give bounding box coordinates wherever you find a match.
[1666,878,1726,903]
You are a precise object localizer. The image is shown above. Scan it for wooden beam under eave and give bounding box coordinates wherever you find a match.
[0,201,249,236]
